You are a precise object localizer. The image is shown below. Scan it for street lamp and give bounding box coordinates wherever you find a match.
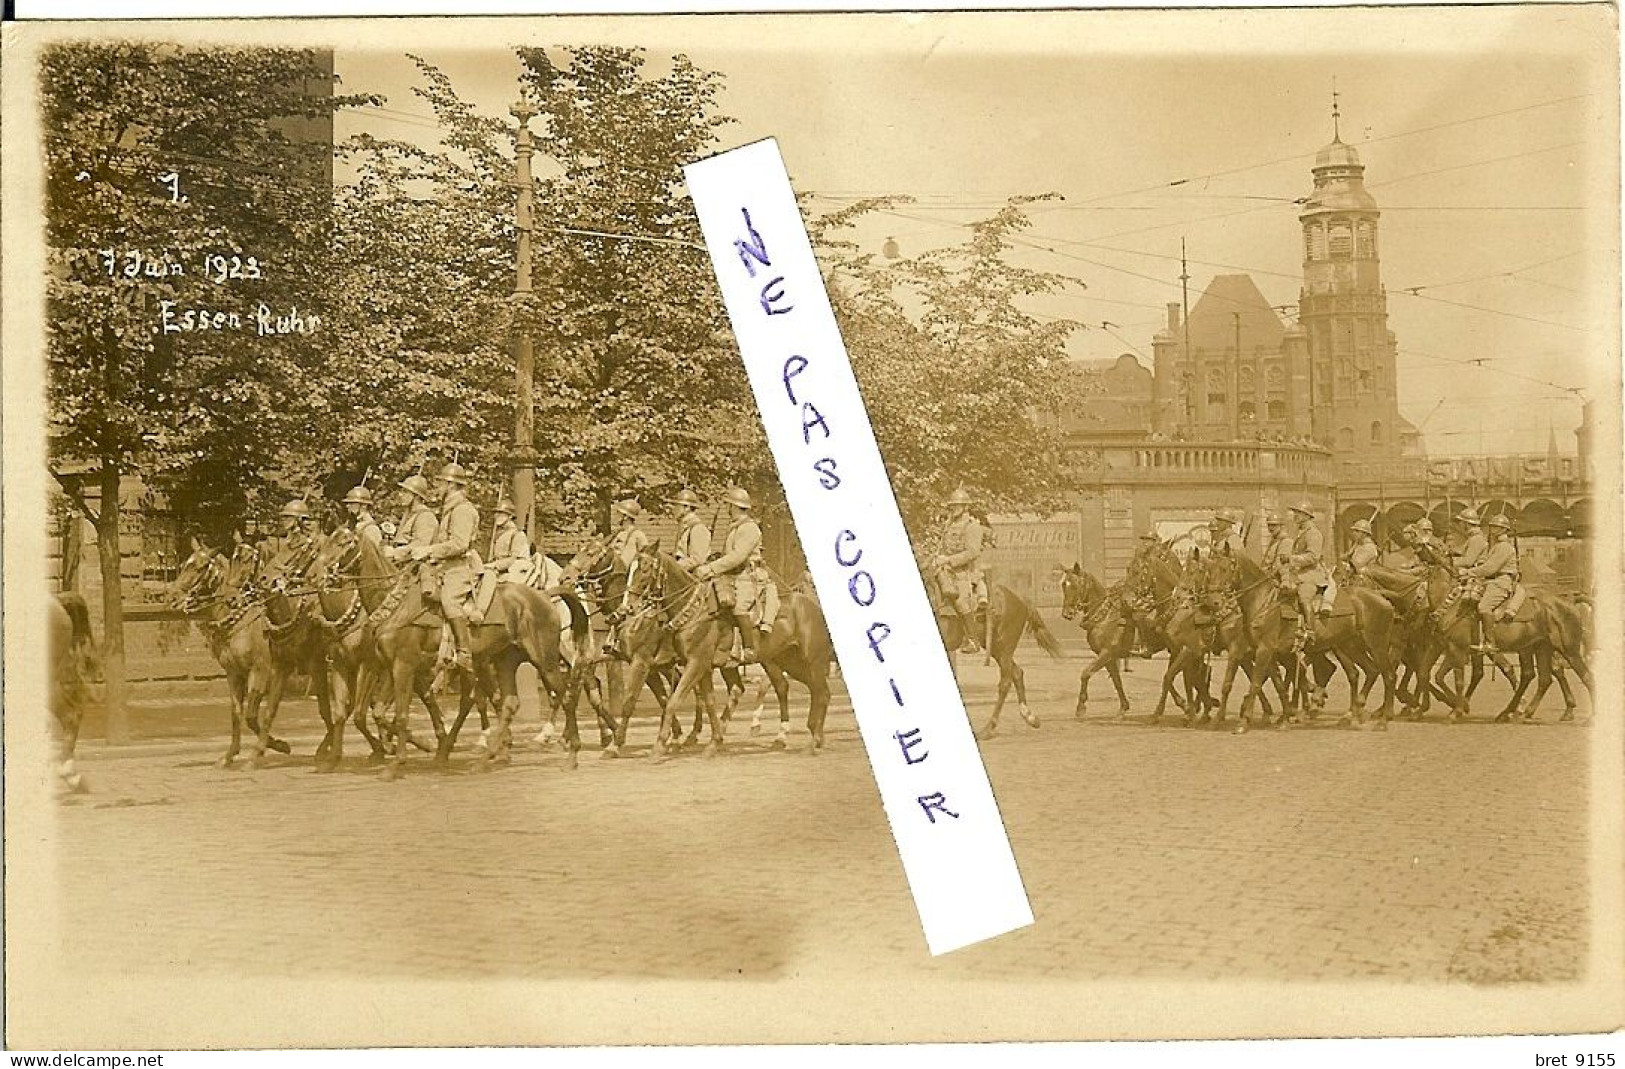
[510,100,539,541]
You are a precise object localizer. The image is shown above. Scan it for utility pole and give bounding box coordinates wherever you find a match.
[510,100,539,541]
[1180,239,1193,430]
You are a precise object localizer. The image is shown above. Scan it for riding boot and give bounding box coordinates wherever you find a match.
[736,614,759,665]
[1473,612,1499,655]
[449,616,474,671]
[957,611,981,654]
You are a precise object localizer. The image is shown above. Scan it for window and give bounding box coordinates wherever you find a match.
[1238,401,1257,421]
[1305,224,1326,262]
[1338,426,1354,450]
[1265,365,1286,393]
[1206,368,1226,406]
[1329,222,1352,259]
[1356,220,1376,259]
[1238,365,1256,392]
[1268,399,1288,420]
[1371,420,1384,445]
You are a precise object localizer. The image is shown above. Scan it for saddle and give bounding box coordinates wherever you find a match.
[1494,583,1531,622]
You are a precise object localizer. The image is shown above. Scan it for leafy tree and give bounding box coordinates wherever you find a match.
[42,44,376,739]
[323,48,767,532]
[812,196,1093,542]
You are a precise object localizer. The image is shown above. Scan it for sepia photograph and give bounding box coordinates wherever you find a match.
[3,6,1621,1052]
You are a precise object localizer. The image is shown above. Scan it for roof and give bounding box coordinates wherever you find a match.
[1314,137,1362,170]
[1184,274,1287,353]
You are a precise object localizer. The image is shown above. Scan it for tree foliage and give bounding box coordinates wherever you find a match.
[324,47,765,529]
[812,196,1092,536]
[43,44,378,533]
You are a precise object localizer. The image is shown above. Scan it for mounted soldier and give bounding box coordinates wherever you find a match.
[931,487,987,654]
[471,497,530,627]
[668,488,712,573]
[1260,512,1290,575]
[409,462,480,672]
[1408,517,1443,569]
[343,485,383,549]
[1208,509,1246,557]
[1286,501,1331,631]
[1343,518,1379,581]
[387,474,439,563]
[695,487,763,664]
[1452,507,1487,571]
[608,498,650,568]
[268,499,317,580]
[1468,513,1521,655]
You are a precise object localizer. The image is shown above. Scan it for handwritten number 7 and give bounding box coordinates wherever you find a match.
[158,172,185,204]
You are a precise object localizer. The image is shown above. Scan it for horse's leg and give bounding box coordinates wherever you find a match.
[221,668,248,767]
[762,662,792,750]
[978,653,1013,740]
[1150,648,1188,722]
[1498,649,1534,722]
[1550,656,1578,722]
[383,650,416,780]
[653,656,706,761]
[250,660,290,769]
[806,667,832,753]
[308,646,335,764]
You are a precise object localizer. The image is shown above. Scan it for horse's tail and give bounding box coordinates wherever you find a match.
[558,590,590,650]
[1026,605,1064,660]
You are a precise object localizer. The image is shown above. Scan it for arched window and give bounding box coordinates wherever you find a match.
[1206,367,1227,405]
[1267,399,1287,421]
[1304,224,1321,262]
[1238,365,1256,392]
[1338,426,1354,450]
[1238,401,1257,421]
[1370,420,1384,445]
[1265,365,1286,393]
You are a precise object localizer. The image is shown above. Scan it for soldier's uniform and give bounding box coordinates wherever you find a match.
[1345,520,1379,579]
[1208,510,1247,557]
[1451,509,1487,570]
[1287,502,1329,620]
[1468,518,1520,652]
[268,500,316,582]
[669,490,712,573]
[388,477,439,565]
[608,499,650,569]
[472,500,530,625]
[417,465,480,669]
[935,491,986,616]
[343,486,383,549]
[698,488,764,663]
[1260,516,1291,577]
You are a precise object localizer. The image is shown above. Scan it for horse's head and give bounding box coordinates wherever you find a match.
[621,541,670,616]
[310,527,360,591]
[167,546,226,613]
[1058,563,1099,621]
[221,544,263,605]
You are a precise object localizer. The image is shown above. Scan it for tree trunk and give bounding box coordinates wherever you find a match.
[60,505,83,592]
[97,457,129,744]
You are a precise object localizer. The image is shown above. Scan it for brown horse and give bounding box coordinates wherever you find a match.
[305,528,449,769]
[1057,566,1135,718]
[927,577,1063,739]
[50,591,97,794]
[1204,551,1397,732]
[166,545,291,764]
[250,536,337,768]
[616,545,730,759]
[347,535,588,778]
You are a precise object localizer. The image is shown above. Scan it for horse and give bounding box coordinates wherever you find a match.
[50,591,97,795]
[615,545,731,760]
[1057,566,1135,718]
[746,585,837,753]
[925,575,1062,739]
[165,544,291,765]
[305,528,451,769]
[1203,551,1398,733]
[1143,549,1222,725]
[346,535,588,778]
[248,535,338,768]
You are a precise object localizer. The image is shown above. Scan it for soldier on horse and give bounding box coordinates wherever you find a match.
[1208,509,1246,557]
[930,487,988,654]
[695,487,768,664]
[408,462,480,672]
[1343,518,1380,581]
[343,485,383,549]
[471,497,530,626]
[668,488,712,573]
[1467,513,1521,655]
[1284,501,1333,644]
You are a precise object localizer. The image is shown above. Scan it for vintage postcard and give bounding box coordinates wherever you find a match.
[4,7,1620,1052]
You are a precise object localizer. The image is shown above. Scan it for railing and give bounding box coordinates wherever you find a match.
[1084,439,1334,485]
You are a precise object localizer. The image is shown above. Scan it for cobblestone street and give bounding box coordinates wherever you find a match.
[52,648,1593,999]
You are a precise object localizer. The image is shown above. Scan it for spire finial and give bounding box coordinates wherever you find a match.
[1331,78,1341,141]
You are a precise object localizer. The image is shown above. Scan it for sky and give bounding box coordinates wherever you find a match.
[333,7,1617,456]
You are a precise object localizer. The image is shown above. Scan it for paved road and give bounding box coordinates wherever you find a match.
[53,651,1592,994]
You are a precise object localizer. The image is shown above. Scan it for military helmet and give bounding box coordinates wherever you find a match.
[342,485,373,506]
[668,488,702,509]
[397,474,431,501]
[494,498,516,518]
[613,498,643,520]
[1350,519,1373,536]
[280,499,311,520]
[1289,501,1315,518]
[1485,513,1513,531]
[1414,518,1434,533]
[1138,529,1160,541]
[1264,511,1283,527]
[435,462,469,487]
[945,487,974,507]
[724,487,752,510]
[1456,507,1482,526]
[1209,509,1235,529]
